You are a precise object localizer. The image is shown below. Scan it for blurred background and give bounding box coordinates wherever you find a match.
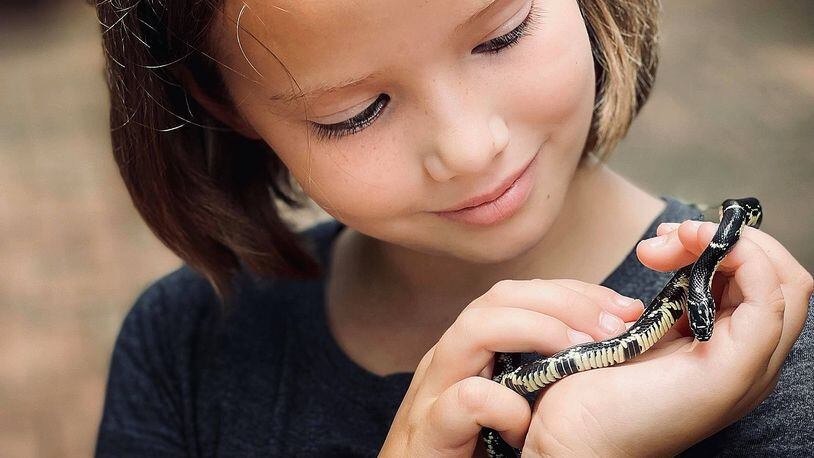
[0,0,811,456]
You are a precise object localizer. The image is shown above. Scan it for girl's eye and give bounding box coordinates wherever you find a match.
[310,94,391,143]
[471,1,539,55]
[309,1,540,142]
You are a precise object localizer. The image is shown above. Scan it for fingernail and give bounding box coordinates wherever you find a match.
[685,220,703,230]
[567,329,594,345]
[614,294,637,307]
[658,222,680,233]
[600,312,625,334]
[646,234,670,248]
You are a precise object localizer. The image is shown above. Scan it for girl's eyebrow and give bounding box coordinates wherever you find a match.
[268,71,385,105]
[266,0,502,105]
[456,0,502,34]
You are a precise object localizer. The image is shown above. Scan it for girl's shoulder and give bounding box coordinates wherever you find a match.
[98,220,343,455]
[115,218,343,358]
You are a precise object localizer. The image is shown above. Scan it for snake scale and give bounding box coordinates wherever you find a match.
[479,197,764,457]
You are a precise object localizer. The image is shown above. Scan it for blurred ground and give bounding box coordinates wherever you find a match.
[0,1,811,456]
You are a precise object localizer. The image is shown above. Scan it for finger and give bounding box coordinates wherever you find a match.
[649,220,796,282]
[427,377,531,451]
[683,223,812,374]
[399,345,437,410]
[636,222,698,272]
[640,220,784,280]
[735,226,814,289]
[675,223,781,296]
[469,279,630,339]
[656,222,680,236]
[424,307,594,395]
[647,221,793,319]
[547,278,645,323]
[771,280,813,366]
[651,221,795,380]
[701,234,785,372]
[715,226,813,363]
[654,219,811,293]
[427,279,643,393]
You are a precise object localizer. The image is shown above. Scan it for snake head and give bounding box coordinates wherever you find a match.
[688,297,715,341]
[724,197,762,229]
[747,205,763,229]
[739,197,762,228]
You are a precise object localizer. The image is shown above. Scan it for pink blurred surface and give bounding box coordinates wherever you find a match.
[0,1,811,456]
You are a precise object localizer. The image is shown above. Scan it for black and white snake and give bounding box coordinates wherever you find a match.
[480,197,763,457]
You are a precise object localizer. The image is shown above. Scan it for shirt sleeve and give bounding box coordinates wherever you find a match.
[680,292,814,456]
[95,281,188,457]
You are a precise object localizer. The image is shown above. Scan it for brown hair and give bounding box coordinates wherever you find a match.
[90,0,661,303]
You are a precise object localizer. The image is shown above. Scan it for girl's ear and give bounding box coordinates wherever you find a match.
[174,65,263,140]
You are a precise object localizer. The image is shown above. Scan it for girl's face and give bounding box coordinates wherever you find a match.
[208,0,595,263]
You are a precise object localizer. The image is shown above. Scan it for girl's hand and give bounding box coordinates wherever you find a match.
[379,279,645,457]
[521,220,813,457]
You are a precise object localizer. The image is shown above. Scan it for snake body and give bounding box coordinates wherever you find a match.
[480,197,763,457]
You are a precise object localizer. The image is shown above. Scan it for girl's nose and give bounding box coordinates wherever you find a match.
[424,112,510,182]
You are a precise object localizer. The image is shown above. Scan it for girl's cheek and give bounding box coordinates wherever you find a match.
[512,3,595,130]
[301,154,414,216]
[259,114,415,218]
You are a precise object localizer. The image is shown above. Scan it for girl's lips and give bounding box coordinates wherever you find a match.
[439,155,535,212]
[433,152,539,226]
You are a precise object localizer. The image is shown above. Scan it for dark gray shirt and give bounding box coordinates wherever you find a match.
[95,196,814,457]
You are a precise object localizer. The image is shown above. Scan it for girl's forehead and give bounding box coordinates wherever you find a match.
[209,0,511,101]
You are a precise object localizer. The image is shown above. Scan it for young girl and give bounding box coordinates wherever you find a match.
[92,0,813,456]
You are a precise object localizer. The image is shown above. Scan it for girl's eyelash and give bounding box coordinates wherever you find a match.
[471,1,541,55]
[309,1,542,143]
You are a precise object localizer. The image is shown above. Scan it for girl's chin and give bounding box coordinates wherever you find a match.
[432,228,548,265]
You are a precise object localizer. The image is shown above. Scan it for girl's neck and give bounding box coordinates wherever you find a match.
[331,159,666,322]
